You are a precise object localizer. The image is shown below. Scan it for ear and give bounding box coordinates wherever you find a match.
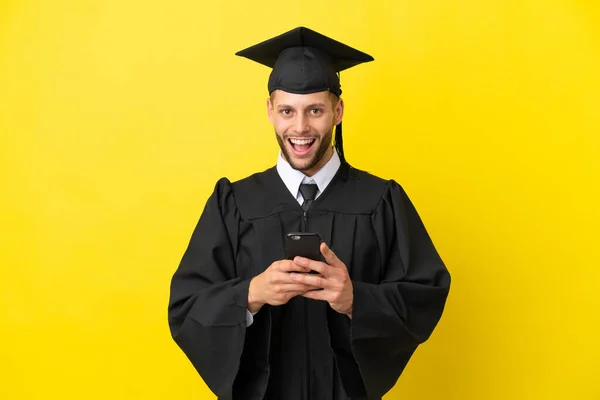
[334,97,344,126]
[267,97,275,124]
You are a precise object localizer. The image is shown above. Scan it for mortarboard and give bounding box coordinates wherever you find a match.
[235,26,374,164]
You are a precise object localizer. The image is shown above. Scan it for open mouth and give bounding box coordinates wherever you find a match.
[288,137,316,157]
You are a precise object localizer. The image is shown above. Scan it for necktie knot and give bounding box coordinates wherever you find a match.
[299,183,318,202]
[299,184,318,212]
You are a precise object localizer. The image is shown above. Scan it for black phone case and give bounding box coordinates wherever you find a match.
[285,232,322,263]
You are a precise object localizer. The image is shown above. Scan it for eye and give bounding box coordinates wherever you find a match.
[279,109,292,116]
[309,108,323,115]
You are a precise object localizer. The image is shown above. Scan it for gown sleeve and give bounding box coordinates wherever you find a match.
[350,180,451,398]
[168,178,250,400]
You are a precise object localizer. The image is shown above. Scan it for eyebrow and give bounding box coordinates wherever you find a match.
[277,103,328,110]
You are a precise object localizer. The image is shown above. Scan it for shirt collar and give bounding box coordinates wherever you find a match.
[276,148,341,200]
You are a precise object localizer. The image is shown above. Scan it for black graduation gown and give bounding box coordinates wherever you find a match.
[168,163,451,400]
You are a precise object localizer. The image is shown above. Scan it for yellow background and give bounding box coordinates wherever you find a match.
[1,0,599,399]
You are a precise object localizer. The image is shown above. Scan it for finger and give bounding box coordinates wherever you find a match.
[302,289,330,301]
[278,283,320,293]
[276,260,311,273]
[287,291,309,299]
[272,270,317,285]
[320,242,340,267]
[293,256,330,276]
[290,272,332,288]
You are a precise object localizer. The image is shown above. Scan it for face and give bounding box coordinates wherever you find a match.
[267,90,344,176]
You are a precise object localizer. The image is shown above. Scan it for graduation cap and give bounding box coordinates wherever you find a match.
[236,26,374,165]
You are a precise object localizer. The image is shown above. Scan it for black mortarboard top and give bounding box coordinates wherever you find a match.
[235,27,374,166]
[235,26,374,97]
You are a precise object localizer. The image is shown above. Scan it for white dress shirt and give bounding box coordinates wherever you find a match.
[246,148,342,326]
[276,148,342,205]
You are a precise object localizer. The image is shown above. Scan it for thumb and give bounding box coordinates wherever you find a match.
[320,242,339,266]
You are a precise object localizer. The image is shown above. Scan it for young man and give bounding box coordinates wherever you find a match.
[168,27,451,400]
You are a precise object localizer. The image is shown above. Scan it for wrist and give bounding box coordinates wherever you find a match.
[247,277,264,313]
[247,297,263,313]
[344,300,353,319]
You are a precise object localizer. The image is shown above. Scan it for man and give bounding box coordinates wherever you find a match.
[168,26,451,400]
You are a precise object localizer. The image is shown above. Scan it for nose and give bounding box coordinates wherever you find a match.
[292,114,309,134]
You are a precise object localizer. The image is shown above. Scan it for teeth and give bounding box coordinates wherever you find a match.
[290,138,315,145]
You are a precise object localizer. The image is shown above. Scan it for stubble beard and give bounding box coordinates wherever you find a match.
[276,129,333,173]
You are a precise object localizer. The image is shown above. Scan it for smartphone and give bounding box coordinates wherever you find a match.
[285,232,323,273]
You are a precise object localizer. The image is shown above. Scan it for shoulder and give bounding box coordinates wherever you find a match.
[349,165,407,195]
[347,165,388,188]
[317,164,404,214]
[212,167,281,220]
[210,167,276,197]
[356,168,413,216]
[229,166,277,194]
[343,166,424,236]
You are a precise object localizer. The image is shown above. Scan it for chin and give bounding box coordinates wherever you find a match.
[289,156,318,172]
